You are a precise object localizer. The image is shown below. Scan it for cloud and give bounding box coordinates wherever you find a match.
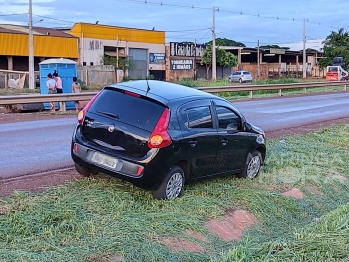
[280,40,324,51]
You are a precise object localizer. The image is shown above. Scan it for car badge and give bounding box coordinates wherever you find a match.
[108,125,115,132]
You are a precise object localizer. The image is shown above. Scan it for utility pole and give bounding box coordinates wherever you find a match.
[303,18,307,78]
[212,6,216,81]
[194,39,197,80]
[28,0,35,89]
[257,39,260,78]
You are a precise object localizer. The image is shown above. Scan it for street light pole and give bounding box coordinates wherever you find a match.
[212,6,216,81]
[28,0,35,89]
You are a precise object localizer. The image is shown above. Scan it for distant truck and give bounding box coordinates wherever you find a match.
[326,56,349,81]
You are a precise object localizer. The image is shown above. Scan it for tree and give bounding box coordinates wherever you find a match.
[206,38,246,47]
[259,45,290,50]
[100,55,136,74]
[200,45,238,79]
[319,28,349,69]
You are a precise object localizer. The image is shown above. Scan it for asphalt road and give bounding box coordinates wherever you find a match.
[1,92,348,179]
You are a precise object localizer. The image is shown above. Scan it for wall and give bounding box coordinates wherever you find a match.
[0,33,78,58]
[80,37,165,69]
[165,46,194,82]
[77,65,116,86]
[233,64,269,80]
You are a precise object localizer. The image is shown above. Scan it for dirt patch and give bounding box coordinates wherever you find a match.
[281,188,304,199]
[330,175,348,182]
[160,237,204,253]
[305,185,322,195]
[205,209,258,241]
[0,168,83,198]
[185,229,208,242]
[0,111,77,124]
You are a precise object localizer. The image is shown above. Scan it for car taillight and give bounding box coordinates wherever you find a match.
[78,91,102,125]
[148,108,171,149]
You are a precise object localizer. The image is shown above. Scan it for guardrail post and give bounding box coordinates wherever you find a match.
[278,89,282,96]
[325,86,328,92]
[344,84,347,91]
[62,101,66,112]
[303,87,307,94]
[249,90,253,99]
[215,92,219,96]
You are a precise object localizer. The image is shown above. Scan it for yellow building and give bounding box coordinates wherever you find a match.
[0,24,78,71]
[69,23,166,79]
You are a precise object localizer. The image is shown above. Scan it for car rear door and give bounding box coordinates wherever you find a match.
[178,99,219,179]
[211,99,250,175]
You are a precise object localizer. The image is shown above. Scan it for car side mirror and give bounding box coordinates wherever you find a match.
[226,122,239,131]
[245,122,252,132]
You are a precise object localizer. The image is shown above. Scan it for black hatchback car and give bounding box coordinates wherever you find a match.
[71,80,266,200]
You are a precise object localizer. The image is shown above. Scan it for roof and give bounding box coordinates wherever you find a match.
[75,22,165,33]
[0,24,76,38]
[110,80,215,103]
[39,58,77,65]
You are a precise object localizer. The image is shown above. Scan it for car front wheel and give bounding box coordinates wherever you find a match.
[152,165,185,200]
[239,78,243,83]
[238,150,262,179]
[75,163,98,177]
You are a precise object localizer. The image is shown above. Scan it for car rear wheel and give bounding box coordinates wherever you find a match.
[152,165,185,200]
[75,163,98,177]
[238,150,262,179]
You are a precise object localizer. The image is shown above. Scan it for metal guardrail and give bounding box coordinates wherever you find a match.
[197,81,347,98]
[0,81,347,112]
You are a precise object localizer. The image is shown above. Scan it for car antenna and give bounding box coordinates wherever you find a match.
[145,76,151,96]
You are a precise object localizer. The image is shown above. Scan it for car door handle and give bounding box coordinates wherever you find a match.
[188,140,197,147]
[221,138,228,145]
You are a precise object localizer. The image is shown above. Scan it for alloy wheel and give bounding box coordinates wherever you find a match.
[165,172,184,199]
[246,155,261,179]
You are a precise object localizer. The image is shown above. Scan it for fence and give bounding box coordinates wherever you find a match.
[0,81,347,112]
[77,65,116,87]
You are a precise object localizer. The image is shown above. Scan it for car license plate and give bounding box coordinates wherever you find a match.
[91,152,118,169]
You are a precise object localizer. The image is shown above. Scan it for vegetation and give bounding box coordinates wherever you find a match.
[0,124,348,261]
[200,45,238,78]
[100,55,136,74]
[319,28,349,69]
[259,44,290,50]
[206,38,246,47]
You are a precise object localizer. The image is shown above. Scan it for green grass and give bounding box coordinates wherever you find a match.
[1,124,349,261]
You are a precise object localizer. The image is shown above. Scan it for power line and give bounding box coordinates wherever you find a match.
[114,0,343,30]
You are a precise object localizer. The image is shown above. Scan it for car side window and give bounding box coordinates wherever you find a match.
[182,106,213,129]
[233,72,240,75]
[215,106,241,130]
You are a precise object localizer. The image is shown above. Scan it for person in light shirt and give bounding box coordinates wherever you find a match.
[53,71,63,111]
[46,73,56,112]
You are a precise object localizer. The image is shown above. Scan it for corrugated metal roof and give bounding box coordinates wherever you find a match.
[0,24,76,38]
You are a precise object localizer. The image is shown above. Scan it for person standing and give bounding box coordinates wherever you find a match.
[72,76,82,112]
[53,71,63,111]
[46,73,56,112]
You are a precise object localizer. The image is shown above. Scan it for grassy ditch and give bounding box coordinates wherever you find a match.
[0,124,349,261]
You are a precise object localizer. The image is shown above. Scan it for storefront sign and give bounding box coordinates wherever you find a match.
[170,59,193,70]
[170,42,206,58]
[149,53,165,64]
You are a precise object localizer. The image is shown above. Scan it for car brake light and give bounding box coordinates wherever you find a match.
[148,108,171,149]
[125,91,141,98]
[78,91,102,125]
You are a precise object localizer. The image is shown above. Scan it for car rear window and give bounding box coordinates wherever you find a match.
[88,89,164,131]
[243,72,251,75]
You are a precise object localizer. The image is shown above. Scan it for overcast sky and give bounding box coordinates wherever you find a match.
[1,0,348,51]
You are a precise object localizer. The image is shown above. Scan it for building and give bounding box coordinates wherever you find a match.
[0,24,78,71]
[68,23,166,80]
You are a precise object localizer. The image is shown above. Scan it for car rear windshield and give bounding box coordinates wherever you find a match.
[243,72,251,75]
[88,88,165,131]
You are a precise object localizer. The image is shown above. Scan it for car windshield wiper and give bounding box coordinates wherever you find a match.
[97,111,120,119]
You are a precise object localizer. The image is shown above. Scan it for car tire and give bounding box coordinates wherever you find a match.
[238,150,262,179]
[152,165,185,200]
[239,78,243,83]
[75,163,98,177]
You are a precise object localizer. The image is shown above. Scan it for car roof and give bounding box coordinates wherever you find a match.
[107,80,216,105]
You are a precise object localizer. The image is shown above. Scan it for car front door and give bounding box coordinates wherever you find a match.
[178,100,219,179]
[211,100,250,175]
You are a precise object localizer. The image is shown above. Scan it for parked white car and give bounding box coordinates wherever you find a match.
[228,70,253,83]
